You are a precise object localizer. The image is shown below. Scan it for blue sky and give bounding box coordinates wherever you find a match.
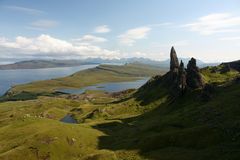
[0,0,240,63]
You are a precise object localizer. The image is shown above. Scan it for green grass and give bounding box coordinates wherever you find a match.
[1,81,240,159]
[0,95,120,160]
[1,63,240,159]
[90,82,240,159]
[0,91,148,160]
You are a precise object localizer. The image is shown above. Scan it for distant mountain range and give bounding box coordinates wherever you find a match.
[0,57,219,70]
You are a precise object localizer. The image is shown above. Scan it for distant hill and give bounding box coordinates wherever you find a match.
[0,60,96,70]
[0,57,218,70]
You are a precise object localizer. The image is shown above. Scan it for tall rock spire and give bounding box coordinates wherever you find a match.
[170,46,179,72]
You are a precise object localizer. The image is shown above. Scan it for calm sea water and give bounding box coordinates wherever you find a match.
[58,78,149,94]
[0,65,97,96]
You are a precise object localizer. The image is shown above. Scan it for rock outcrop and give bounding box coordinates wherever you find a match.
[167,47,204,95]
[186,58,204,89]
[135,47,205,102]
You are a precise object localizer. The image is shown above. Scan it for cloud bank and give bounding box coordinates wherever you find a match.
[0,34,120,60]
[0,34,165,62]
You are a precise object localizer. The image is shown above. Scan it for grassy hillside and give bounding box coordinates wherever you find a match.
[93,81,240,160]
[0,62,240,159]
[201,65,239,84]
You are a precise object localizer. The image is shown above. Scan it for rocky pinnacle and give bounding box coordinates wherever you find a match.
[170,46,180,72]
[168,48,204,95]
[186,58,204,89]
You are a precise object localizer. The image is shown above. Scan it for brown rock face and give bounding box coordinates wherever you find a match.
[186,58,204,89]
[170,46,179,72]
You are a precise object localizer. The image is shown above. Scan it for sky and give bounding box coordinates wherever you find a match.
[0,0,240,63]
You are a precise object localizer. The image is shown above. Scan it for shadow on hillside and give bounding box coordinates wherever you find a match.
[92,86,237,160]
[133,73,177,106]
[92,98,184,160]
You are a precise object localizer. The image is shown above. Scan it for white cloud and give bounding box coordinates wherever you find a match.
[94,25,111,33]
[219,36,240,41]
[30,20,58,29]
[0,34,120,60]
[72,35,107,44]
[4,5,45,15]
[183,13,240,35]
[118,27,151,46]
